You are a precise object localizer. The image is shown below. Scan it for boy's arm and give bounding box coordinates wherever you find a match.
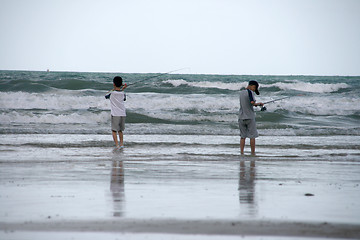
[105,89,114,99]
[247,89,263,106]
[105,83,127,99]
[121,84,127,101]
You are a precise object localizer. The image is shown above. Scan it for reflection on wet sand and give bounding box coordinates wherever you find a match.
[239,159,257,216]
[110,154,125,217]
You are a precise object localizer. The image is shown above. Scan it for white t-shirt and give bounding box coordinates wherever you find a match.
[110,91,126,116]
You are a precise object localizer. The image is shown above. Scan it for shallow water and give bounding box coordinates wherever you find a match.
[1,133,359,161]
[1,134,359,225]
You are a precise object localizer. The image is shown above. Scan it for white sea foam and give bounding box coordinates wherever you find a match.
[263,81,349,93]
[263,95,359,115]
[0,111,110,124]
[164,79,245,91]
[129,93,359,116]
[0,92,109,110]
[126,93,238,114]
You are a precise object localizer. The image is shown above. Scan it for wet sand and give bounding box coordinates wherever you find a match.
[1,134,360,239]
[1,219,359,239]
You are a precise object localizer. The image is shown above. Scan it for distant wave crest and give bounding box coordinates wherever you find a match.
[164,79,245,91]
[263,81,349,93]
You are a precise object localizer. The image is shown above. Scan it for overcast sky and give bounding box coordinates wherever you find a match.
[0,0,359,75]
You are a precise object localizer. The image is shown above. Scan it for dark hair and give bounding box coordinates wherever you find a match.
[113,76,123,87]
[248,80,260,95]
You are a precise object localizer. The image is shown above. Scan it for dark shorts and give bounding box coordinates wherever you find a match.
[111,116,125,132]
[238,118,259,139]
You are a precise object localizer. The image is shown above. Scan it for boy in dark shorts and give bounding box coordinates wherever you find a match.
[105,76,127,149]
[238,81,263,155]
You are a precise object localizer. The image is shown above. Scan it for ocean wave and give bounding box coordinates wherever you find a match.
[126,93,237,112]
[262,95,359,116]
[163,79,245,91]
[0,78,109,93]
[262,81,349,93]
[1,91,359,125]
[161,79,350,94]
[0,92,109,110]
[1,71,359,137]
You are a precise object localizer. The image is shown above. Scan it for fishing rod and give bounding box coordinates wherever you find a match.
[263,96,291,105]
[105,68,188,96]
[126,68,188,87]
[260,96,291,111]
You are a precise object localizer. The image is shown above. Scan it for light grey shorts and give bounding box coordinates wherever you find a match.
[238,118,259,139]
[111,116,126,132]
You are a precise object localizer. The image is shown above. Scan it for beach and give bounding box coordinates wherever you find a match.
[1,71,360,239]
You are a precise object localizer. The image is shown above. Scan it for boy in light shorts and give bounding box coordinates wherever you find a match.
[238,81,263,155]
[105,76,127,149]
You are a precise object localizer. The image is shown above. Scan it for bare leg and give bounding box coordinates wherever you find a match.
[119,131,124,146]
[250,138,256,155]
[112,131,119,147]
[240,138,246,155]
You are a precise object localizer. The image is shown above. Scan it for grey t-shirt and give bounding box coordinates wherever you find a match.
[238,89,256,120]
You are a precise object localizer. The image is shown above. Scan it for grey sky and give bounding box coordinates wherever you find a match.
[0,0,359,75]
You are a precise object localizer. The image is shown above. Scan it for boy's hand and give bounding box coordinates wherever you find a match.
[251,101,264,107]
[121,83,127,91]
